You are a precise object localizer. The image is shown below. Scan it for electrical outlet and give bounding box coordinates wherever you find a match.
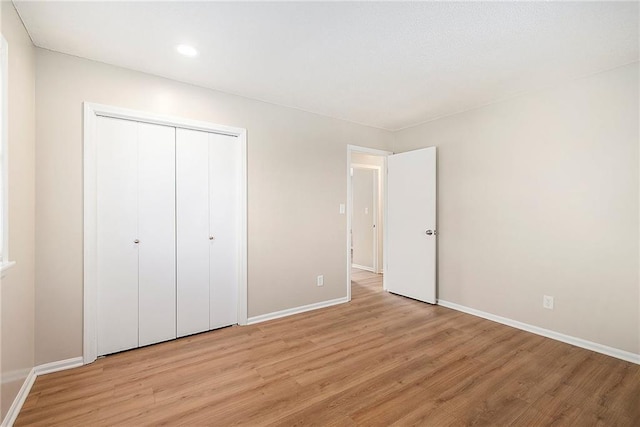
[317,275,324,287]
[543,295,554,310]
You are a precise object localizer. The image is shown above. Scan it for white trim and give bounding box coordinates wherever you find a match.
[1,357,83,427]
[346,145,392,301]
[352,264,375,273]
[83,102,248,364]
[237,129,248,326]
[83,103,98,364]
[0,35,12,271]
[84,103,243,137]
[438,299,640,365]
[2,368,35,427]
[33,357,83,376]
[247,297,349,325]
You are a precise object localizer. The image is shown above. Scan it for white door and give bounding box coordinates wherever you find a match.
[352,168,376,271]
[209,133,239,329]
[176,128,211,337]
[96,117,139,356]
[386,147,437,304]
[176,130,239,334]
[138,123,176,346]
[87,105,247,362]
[97,118,177,354]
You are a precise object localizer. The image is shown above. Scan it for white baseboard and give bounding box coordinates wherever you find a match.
[351,264,374,272]
[33,357,83,376]
[1,357,83,427]
[2,368,36,427]
[248,296,349,325]
[438,299,640,365]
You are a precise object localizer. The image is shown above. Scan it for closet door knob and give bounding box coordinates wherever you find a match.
[209,236,215,241]
[134,239,140,244]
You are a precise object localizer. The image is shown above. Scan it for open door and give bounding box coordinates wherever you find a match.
[385,147,436,304]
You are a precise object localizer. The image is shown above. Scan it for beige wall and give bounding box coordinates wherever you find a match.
[394,63,639,354]
[34,49,393,364]
[1,1,36,420]
[3,12,635,380]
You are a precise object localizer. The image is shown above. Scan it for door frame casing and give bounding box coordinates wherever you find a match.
[83,102,248,364]
[346,145,392,301]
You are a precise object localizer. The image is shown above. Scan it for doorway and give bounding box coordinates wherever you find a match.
[347,145,390,300]
[346,145,438,305]
[351,165,379,272]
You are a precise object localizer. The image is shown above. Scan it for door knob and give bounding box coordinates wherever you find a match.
[134,239,140,244]
[425,230,435,236]
[209,236,215,241]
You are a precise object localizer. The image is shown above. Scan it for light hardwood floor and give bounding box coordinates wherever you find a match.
[17,270,640,426]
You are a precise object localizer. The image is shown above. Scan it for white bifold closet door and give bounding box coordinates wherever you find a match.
[209,133,239,329]
[176,129,209,336]
[176,129,239,336]
[137,123,176,347]
[96,116,239,356]
[96,117,139,356]
[96,117,176,356]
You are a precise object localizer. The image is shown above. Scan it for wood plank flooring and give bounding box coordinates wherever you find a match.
[17,270,640,426]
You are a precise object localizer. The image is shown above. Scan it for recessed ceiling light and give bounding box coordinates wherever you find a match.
[176,44,198,57]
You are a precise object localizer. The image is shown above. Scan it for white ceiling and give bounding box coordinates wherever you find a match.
[13,1,639,131]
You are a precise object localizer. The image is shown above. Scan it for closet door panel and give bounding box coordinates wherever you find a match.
[176,128,210,337]
[138,122,177,346]
[209,133,239,329]
[96,117,139,356]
